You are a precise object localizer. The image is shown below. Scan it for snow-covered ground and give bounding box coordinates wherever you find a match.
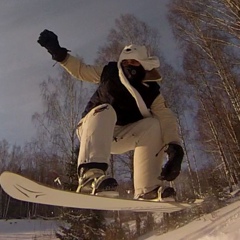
[0,219,59,240]
[0,200,240,240]
[141,200,240,240]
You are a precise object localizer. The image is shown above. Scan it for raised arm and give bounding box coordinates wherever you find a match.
[38,29,103,83]
[60,55,102,83]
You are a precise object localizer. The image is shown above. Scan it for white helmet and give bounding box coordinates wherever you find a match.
[118,44,160,70]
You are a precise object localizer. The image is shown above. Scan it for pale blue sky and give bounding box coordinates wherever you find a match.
[0,0,180,146]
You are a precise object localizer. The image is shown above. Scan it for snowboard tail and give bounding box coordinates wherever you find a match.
[0,171,202,213]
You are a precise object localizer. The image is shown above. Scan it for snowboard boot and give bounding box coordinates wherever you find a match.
[76,162,119,197]
[137,186,176,202]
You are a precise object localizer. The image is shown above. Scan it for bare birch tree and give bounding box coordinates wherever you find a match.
[168,0,240,191]
[32,68,89,169]
[168,0,240,121]
[181,41,240,189]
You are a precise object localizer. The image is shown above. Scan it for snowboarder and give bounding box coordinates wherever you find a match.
[37,29,184,201]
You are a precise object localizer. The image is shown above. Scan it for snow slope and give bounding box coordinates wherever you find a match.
[141,200,240,240]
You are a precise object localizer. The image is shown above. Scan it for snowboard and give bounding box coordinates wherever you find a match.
[0,171,202,213]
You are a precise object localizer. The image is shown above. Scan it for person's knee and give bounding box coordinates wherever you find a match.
[144,117,160,134]
[134,118,161,143]
[92,104,116,118]
[76,104,116,138]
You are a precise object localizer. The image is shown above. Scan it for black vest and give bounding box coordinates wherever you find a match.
[82,62,160,125]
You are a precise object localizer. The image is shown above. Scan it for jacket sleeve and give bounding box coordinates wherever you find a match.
[150,94,182,146]
[60,54,103,83]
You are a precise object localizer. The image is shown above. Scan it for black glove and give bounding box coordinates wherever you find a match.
[38,29,69,62]
[158,143,184,181]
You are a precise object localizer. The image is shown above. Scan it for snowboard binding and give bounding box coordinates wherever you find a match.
[136,186,177,202]
[76,162,119,197]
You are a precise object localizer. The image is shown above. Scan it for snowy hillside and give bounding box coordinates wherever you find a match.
[140,200,240,240]
[0,200,240,240]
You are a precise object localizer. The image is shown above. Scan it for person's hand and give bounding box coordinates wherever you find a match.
[38,29,68,62]
[159,143,184,181]
[38,29,59,48]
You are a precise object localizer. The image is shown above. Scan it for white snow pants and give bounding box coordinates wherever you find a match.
[76,104,165,196]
